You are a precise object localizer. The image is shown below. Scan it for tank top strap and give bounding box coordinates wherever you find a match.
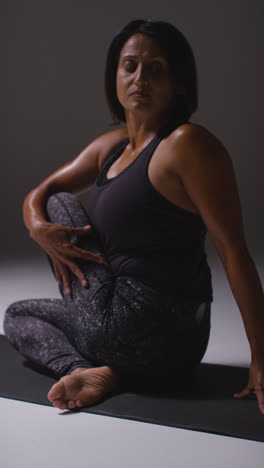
[131,118,183,175]
[97,139,129,186]
[97,117,186,187]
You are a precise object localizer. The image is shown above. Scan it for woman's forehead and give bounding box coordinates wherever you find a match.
[119,33,165,60]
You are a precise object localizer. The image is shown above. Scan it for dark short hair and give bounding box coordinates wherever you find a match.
[104,19,198,125]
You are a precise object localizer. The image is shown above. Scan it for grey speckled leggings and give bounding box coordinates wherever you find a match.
[4,192,211,384]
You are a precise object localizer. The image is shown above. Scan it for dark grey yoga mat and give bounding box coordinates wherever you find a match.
[0,335,263,442]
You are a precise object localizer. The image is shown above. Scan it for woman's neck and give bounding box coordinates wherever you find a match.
[125,112,170,150]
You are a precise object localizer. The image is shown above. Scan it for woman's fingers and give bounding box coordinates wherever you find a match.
[63,225,92,240]
[235,385,264,415]
[234,387,264,414]
[52,256,90,294]
[258,396,264,415]
[65,259,90,289]
[53,259,74,294]
[51,257,72,295]
[233,386,252,398]
[60,265,72,295]
[234,361,264,415]
[60,243,104,264]
[53,260,63,287]
[255,385,264,415]
[49,225,105,292]
[70,225,92,235]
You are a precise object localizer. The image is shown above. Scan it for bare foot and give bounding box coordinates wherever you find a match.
[47,366,120,410]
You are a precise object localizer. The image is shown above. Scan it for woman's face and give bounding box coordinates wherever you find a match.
[116,33,177,121]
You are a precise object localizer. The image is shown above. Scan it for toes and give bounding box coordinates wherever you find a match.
[51,399,67,410]
[47,380,65,402]
[67,400,76,409]
[58,403,68,410]
[48,368,115,411]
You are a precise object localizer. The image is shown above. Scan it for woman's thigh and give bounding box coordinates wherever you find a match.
[76,274,212,377]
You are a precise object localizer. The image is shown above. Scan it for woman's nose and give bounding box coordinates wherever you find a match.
[134,64,149,84]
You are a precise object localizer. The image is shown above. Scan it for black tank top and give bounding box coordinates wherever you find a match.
[86,120,213,302]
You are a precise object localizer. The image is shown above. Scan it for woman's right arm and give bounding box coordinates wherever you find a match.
[23,129,122,230]
[23,128,128,293]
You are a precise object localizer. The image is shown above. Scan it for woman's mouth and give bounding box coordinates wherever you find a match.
[130,90,151,98]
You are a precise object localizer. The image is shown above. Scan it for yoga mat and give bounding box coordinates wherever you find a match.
[0,335,263,442]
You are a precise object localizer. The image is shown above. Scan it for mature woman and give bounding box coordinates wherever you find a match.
[4,19,264,414]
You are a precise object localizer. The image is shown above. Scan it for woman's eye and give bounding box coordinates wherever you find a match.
[151,62,162,73]
[124,61,136,72]
[122,60,164,74]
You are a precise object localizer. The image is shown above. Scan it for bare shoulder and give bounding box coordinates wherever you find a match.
[165,123,246,253]
[167,122,230,166]
[95,127,128,170]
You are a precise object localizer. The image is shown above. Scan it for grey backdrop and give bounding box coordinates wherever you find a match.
[3,0,264,261]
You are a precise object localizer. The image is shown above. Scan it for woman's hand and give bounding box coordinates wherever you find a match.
[233,355,264,415]
[30,222,104,295]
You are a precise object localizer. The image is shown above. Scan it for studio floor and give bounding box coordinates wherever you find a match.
[0,257,263,467]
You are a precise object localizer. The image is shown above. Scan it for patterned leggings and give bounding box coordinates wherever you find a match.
[4,192,211,384]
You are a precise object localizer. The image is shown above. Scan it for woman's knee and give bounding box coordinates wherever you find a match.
[46,192,77,223]
[3,301,23,336]
[46,192,90,228]
[47,192,77,208]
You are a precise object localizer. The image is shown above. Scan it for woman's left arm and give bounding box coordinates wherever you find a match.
[173,124,264,414]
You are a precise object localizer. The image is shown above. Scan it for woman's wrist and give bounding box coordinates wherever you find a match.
[250,337,264,362]
[29,220,51,241]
